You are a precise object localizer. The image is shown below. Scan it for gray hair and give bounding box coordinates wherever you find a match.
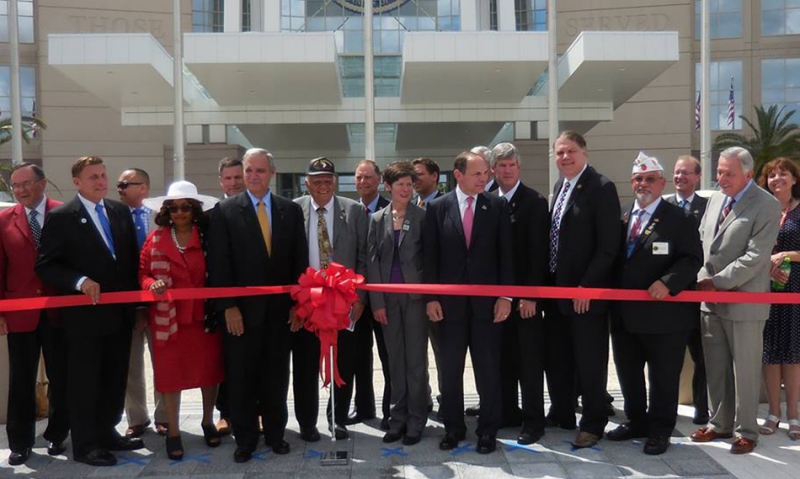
[491,142,520,167]
[244,148,276,170]
[470,146,493,165]
[720,146,754,174]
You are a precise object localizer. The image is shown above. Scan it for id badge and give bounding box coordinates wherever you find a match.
[652,242,670,255]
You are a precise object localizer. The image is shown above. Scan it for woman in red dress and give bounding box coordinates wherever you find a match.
[140,181,224,460]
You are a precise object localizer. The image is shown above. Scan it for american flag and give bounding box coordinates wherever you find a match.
[695,91,701,131]
[726,75,735,129]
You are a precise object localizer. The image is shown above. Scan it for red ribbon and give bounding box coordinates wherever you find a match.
[290,263,364,387]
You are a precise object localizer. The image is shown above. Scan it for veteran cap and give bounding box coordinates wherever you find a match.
[631,151,664,174]
[307,157,337,176]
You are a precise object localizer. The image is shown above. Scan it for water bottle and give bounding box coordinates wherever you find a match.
[772,256,792,291]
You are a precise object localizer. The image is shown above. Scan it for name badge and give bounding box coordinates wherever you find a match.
[402,223,410,231]
[652,242,670,255]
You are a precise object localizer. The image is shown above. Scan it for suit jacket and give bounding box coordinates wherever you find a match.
[366,195,390,215]
[367,203,425,310]
[207,191,308,327]
[413,190,441,209]
[498,183,549,299]
[550,165,621,315]
[423,190,513,319]
[665,193,708,220]
[611,200,703,334]
[698,183,781,321]
[0,198,62,332]
[295,195,369,301]
[35,196,140,337]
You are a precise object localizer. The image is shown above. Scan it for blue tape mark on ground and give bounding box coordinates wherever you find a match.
[451,443,473,456]
[562,439,602,453]
[115,454,151,466]
[503,443,542,454]
[381,447,408,457]
[252,450,271,461]
[170,452,212,465]
[303,449,325,459]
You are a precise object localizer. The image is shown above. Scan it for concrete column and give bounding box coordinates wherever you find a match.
[263,0,281,32]
[224,0,242,32]
[497,0,515,31]
[461,0,478,31]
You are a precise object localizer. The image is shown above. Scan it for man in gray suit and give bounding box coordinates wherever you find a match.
[294,157,368,440]
[691,147,781,454]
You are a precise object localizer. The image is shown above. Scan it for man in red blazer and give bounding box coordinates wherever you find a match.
[0,162,68,465]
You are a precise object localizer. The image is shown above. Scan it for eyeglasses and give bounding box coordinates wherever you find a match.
[632,176,659,184]
[117,181,144,190]
[167,204,193,213]
[10,179,41,190]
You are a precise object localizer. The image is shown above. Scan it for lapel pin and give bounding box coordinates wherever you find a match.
[80,218,87,224]
[402,223,410,231]
[693,210,699,215]
[481,205,487,210]
[576,184,583,190]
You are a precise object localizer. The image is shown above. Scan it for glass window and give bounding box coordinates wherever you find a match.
[762,0,800,36]
[339,55,401,97]
[695,60,743,130]
[694,0,742,39]
[762,58,800,118]
[515,0,546,31]
[192,0,224,32]
[0,0,34,43]
[0,65,37,119]
[490,0,497,30]
[242,0,251,31]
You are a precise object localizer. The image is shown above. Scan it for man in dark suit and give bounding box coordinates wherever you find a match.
[0,163,67,465]
[348,159,392,430]
[491,143,550,445]
[423,151,513,454]
[36,156,145,466]
[607,153,703,455]
[545,131,621,448]
[207,148,308,462]
[294,157,369,440]
[665,154,710,425]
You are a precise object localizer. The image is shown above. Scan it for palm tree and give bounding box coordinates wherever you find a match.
[0,116,50,200]
[714,105,800,177]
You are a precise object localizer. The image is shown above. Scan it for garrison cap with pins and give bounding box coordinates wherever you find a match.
[307,157,337,176]
[631,151,664,174]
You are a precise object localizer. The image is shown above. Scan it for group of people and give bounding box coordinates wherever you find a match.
[0,131,796,467]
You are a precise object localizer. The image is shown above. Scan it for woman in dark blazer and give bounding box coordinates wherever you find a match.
[367,161,428,446]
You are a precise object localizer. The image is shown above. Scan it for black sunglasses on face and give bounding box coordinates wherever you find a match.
[117,181,144,189]
[167,204,193,213]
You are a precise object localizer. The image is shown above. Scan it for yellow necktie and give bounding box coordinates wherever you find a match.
[419,198,425,208]
[257,200,272,256]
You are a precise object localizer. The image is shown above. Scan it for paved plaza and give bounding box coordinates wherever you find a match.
[1,347,799,478]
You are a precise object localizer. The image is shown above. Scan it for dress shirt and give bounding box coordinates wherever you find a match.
[551,164,587,226]
[128,205,153,234]
[731,179,753,204]
[360,195,380,216]
[246,189,273,229]
[24,196,47,230]
[455,186,478,220]
[484,179,496,192]
[308,196,335,270]
[75,194,115,290]
[498,180,520,200]
[628,197,662,238]
[675,192,696,210]
[418,190,439,209]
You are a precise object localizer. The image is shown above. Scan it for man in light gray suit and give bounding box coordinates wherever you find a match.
[690,147,781,454]
[294,157,368,440]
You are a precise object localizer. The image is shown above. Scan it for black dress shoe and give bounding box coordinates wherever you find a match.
[300,426,321,442]
[476,434,497,454]
[643,436,670,455]
[383,431,403,443]
[104,435,145,451]
[606,423,647,441]
[74,448,117,467]
[233,446,253,463]
[266,438,290,455]
[47,441,67,456]
[330,423,349,440]
[403,434,422,446]
[344,411,376,425]
[439,431,466,450]
[517,430,544,445]
[380,417,391,430]
[8,448,31,466]
[465,404,481,416]
[693,411,710,425]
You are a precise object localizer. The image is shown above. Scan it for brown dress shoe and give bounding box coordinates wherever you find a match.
[571,431,601,448]
[690,427,733,443]
[730,437,756,454]
[125,420,151,438]
[216,418,231,436]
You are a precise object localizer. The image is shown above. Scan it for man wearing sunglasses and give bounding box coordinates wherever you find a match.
[116,169,166,439]
[606,153,702,455]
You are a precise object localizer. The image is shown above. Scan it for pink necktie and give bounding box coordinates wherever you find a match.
[463,196,474,248]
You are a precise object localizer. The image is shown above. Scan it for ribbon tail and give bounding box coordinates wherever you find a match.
[333,343,345,387]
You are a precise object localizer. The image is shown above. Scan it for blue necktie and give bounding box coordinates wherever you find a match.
[133,208,146,249]
[94,203,116,256]
[28,210,42,249]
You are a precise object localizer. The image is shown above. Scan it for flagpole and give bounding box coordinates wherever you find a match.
[547,0,558,197]
[173,0,186,181]
[363,0,375,161]
[9,0,24,164]
[700,0,711,190]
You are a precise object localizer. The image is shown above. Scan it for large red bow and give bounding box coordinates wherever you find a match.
[290,262,364,387]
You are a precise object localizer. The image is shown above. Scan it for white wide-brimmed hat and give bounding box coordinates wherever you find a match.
[143,180,219,212]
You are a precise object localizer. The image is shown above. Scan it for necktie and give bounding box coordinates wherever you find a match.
[28,210,42,249]
[257,200,272,256]
[716,197,735,234]
[365,205,371,218]
[317,207,332,269]
[549,181,571,273]
[94,203,116,256]
[133,207,146,250]
[626,210,645,258]
[419,198,425,209]
[463,196,475,249]
[678,199,688,210]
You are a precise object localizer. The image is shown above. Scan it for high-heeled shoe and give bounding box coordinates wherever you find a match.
[201,422,221,448]
[166,435,184,460]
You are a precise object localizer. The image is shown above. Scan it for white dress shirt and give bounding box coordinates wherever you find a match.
[551,164,587,227]
[455,186,478,220]
[308,196,335,270]
[499,180,521,200]
[23,196,47,229]
[628,197,662,238]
